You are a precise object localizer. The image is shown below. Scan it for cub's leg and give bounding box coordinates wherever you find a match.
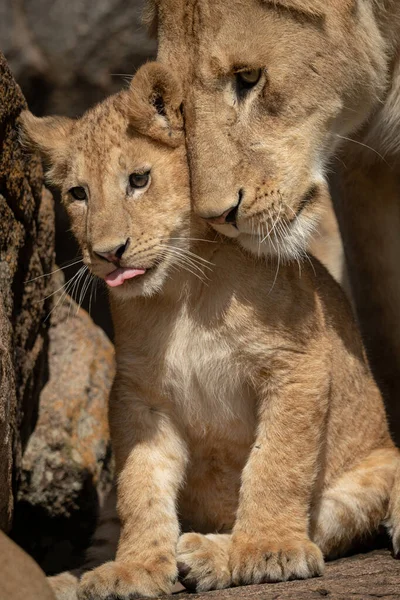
[229,350,328,585]
[177,533,232,592]
[78,381,188,600]
[312,447,400,558]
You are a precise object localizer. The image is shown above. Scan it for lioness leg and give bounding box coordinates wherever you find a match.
[332,161,400,445]
[78,381,188,600]
[312,447,399,559]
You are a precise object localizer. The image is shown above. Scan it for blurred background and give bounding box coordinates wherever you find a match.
[1,0,156,338]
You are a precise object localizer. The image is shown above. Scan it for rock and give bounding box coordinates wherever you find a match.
[1,0,155,118]
[12,282,115,574]
[0,531,55,600]
[0,51,55,532]
[175,550,400,600]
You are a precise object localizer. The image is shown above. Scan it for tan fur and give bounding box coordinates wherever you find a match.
[148,0,388,258]
[20,62,400,600]
[148,0,400,438]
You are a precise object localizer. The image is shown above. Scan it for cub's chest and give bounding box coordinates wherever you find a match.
[160,310,255,431]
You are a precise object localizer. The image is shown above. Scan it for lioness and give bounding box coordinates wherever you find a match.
[147,0,400,441]
[20,62,400,599]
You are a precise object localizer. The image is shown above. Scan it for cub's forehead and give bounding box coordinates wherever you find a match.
[72,94,128,156]
[63,95,168,182]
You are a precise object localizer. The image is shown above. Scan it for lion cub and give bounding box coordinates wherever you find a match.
[21,62,400,599]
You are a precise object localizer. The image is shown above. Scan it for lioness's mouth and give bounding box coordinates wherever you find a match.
[105,267,148,288]
[296,184,319,218]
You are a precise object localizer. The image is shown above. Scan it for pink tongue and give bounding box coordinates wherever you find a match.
[105,267,146,288]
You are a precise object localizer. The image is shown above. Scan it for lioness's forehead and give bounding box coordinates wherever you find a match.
[155,0,327,80]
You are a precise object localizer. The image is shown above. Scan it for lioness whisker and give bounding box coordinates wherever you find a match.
[335,134,389,165]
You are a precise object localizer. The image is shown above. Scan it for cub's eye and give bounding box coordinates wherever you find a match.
[69,186,87,201]
[236,69,262,94]
[129,171,150,190]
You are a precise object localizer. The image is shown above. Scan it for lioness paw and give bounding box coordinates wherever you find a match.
[77,558,177,599]
[177,533,231,592]
[229,535,324,585]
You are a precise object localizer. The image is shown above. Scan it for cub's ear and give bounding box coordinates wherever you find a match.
[126,62,184,147]
[142,0,158,38]
[19,110,74,163]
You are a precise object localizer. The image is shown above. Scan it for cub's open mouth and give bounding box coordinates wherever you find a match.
[105,267,147,288]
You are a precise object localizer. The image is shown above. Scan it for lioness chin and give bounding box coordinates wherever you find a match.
[21,62,400,600]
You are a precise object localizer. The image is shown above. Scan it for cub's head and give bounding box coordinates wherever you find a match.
[150,0,388,260]
[20,63,191,299]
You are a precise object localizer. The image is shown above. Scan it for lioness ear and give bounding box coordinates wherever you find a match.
[19,111,74,163]
[127,62,184,148]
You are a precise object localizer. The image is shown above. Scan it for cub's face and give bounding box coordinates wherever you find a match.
[151,0,388,260]
[20,63,192,299]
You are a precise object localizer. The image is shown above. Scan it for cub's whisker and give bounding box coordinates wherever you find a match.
[25,257,83,283]
[43,266,87,322]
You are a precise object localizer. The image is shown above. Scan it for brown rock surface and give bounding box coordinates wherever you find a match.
[0,51,54,531]
[174,550,400,600]
[0,531,55,600]
[13,286,115,573]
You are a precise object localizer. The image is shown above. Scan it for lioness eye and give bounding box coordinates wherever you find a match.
[69,186,87,201]
[236,69,262,93]
[129,171,150,190]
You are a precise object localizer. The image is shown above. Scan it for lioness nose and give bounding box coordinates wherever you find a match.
[205,204,238,225]
[201,189,243,225]
[94,238,130,264]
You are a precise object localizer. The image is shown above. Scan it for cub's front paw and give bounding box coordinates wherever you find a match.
[77,558,177,599]
[48,572,78,600]
[177,532,231,592]
[229,534,324,585]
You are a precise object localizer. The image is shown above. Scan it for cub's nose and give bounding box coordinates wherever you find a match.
[94,238,130,265]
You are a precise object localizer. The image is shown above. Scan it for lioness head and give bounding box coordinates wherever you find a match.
[148,0,388,260]
[20,63,196,299]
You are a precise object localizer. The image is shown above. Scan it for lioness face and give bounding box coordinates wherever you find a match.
[20,63,191,300]
[153,0,387,260]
